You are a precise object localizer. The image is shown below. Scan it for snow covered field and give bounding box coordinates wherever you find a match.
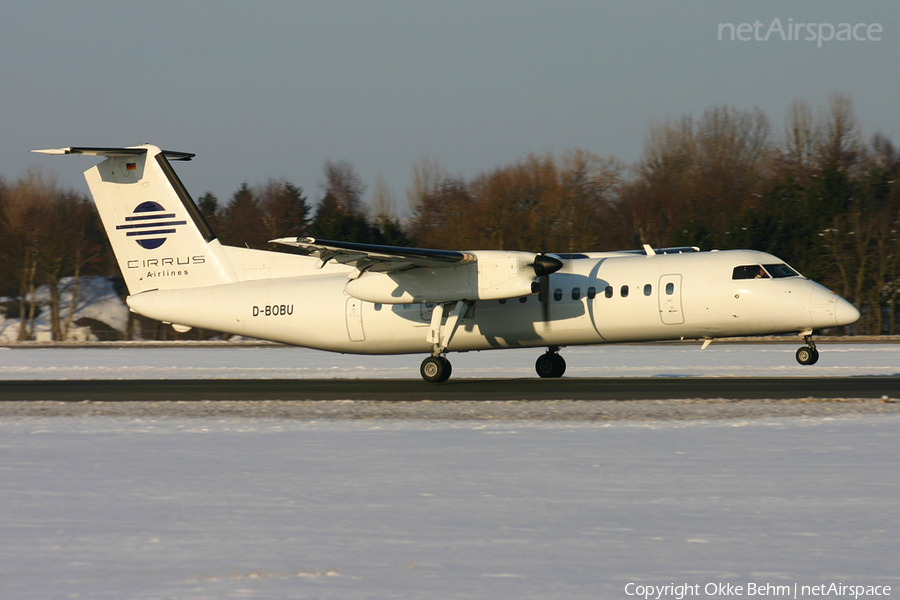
[1,415,898,599]
[2,345,898,599]
[2,341,899,380]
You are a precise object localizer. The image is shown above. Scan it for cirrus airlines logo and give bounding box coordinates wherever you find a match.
[115,201,187,249]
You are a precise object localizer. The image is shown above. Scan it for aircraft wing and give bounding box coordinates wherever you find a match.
[270,237,476,273]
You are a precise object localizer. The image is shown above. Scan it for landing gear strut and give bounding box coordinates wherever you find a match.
[795,334,819,366]
[535,347,566,378]
[420,301,468,383]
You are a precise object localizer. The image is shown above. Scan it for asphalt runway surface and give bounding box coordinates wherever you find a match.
[2,376,899,402]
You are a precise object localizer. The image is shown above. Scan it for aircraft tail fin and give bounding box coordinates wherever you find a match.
[34,145,237,294]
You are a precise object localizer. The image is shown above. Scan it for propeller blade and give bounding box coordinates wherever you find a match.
[529,254,562,322]
[540,275,551,321]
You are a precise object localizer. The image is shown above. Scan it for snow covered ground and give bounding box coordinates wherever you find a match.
[2,341,900,380]
[2,345,899,599]
[1,415,898,599]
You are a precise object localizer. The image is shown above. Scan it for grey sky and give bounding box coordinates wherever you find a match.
[2,1,897,217]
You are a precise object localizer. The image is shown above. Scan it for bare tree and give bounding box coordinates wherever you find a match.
[628,114,698,246]
[694,106,772,231]
[558,150,624,251]
[407,155,446,219]
[409,177,475,249]
[817,91,862,172]
[782,99,818,173]
[3,168,54,339]
[40,192,101,340]
[624,106,772,248]
[320,159,365,215]
[370,175,396,221]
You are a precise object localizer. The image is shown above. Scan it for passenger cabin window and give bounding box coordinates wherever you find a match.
[587,287,597,299]
[554,289,563,301]
[762,263,800,278]
[666,282,674,295]
[620,285,629,298]
[732,265,770,280]
[643,284,652,296]
[572,287,581,301]
[605,286,613,298]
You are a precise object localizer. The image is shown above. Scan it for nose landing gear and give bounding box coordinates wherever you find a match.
[795,334,819,365]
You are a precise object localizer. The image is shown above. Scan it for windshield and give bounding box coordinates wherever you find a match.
[733,263,801,280]
[732,265,769,280]
[762,263,800,278]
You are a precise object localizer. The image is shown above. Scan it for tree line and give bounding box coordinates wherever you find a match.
[1,92,898,339]
[407,93,899,334]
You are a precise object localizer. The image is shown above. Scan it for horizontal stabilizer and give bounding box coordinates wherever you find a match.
[33,146,195,161]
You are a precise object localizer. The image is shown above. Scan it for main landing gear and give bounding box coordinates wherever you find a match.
[418,301,572,382]
[419,347,569,383]
[535,346,566,378]
[795,333,819,366]
[420,301,467,383]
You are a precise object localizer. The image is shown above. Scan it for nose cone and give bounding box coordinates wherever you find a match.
[809,286,860,328]
[835,296,861,327]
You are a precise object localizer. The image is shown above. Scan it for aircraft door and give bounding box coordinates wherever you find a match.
[658,274,684,324]
[346,298,366,341]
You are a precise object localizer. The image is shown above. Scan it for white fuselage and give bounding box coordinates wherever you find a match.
[126,247,855,355]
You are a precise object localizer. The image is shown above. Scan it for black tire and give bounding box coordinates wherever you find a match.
[796,346,819,366]
[421,356,452,383]
[535,353,566,378]
[551,353,567,377]
[535,354,555,378]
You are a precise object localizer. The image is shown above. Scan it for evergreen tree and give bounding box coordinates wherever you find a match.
[219,183,269,248]
[197,192,218,219]
[197,192,219,236]
[310,191,385,244]
[375,215,413,247]
[260,180,310,239]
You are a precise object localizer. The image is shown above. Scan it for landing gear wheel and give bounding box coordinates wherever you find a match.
[535,352,566,378]
[421,356,452,383]
[795,346,819,366]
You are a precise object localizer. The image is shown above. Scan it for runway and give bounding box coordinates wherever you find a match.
[2,376,899,401]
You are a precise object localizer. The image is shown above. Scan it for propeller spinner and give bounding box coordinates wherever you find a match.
[531,254,563,277]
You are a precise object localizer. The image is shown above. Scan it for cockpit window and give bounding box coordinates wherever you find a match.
[732,265,769,280]
[762,263,800,278]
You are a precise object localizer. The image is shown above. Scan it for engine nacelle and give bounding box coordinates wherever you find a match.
[345,250,550,304]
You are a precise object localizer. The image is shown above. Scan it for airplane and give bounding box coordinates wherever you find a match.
[35,144,860,382]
